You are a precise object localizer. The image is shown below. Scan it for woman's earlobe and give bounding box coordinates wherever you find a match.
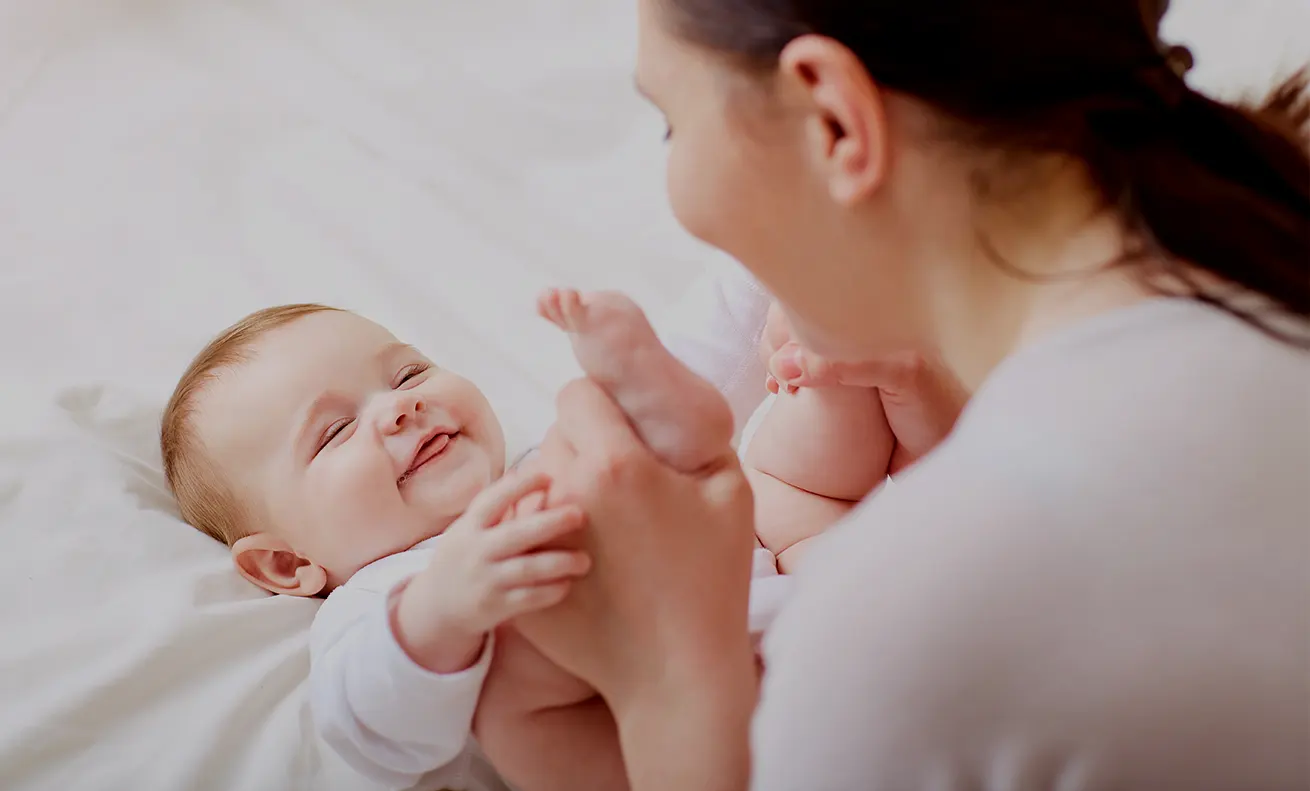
[231,533,327,597]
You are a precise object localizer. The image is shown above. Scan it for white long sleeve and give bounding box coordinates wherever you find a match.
[655,258,773,437]
[309,542,506,791]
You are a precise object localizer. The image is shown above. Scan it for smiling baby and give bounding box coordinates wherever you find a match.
[160,291,891,790]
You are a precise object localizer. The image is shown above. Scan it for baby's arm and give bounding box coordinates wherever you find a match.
[309,585,494,789]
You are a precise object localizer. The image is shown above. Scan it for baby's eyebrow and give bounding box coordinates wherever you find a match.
[377,341,419,363]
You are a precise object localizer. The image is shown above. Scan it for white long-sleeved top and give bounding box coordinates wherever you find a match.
[310,260,780,791]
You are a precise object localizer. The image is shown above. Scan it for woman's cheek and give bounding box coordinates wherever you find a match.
[665,140,725,248]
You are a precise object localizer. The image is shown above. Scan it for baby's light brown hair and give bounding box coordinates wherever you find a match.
[161,303,342,545]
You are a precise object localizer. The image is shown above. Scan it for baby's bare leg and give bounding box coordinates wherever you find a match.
[474,627,628,791]
[748,386,892,500]
[539,289,733,473]
[745,386,894,572]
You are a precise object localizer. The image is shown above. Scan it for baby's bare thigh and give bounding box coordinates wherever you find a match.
[746,386,892,502]
[479,626,594,718]
[747,467,854,561]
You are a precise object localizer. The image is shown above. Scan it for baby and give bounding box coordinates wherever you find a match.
[160,290,892,791]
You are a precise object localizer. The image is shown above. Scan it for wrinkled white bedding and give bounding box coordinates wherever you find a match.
[0,1,1305,790]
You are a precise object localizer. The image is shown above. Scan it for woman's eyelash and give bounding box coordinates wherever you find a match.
[663,124,672,142]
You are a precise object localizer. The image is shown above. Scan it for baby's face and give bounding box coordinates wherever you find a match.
[196,311,506,585]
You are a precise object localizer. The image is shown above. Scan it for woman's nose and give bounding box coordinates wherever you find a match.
[377,391,426,434]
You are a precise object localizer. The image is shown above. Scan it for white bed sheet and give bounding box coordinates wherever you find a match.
[0,1,1305,790]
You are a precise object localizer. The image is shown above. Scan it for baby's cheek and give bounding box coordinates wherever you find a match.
[312,451,391,519]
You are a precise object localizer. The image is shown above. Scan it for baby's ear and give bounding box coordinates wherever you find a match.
[231,534,327,597]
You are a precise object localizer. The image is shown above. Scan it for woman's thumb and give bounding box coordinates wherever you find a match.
[769,343,839,387]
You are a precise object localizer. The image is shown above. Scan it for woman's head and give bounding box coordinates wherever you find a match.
[637,0,1308,366]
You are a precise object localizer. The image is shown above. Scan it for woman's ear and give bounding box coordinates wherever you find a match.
[231,533,327,597]
[778,35,889,206]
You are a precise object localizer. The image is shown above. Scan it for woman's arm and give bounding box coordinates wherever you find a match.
[617,661,756,791]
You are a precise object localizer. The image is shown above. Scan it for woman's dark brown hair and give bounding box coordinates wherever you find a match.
[662,0,1310,343]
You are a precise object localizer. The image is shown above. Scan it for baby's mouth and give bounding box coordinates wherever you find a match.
[398,431,459,486]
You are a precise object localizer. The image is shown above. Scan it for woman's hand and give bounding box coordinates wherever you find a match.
[759,302,797,395]
[512,378,758,704]
[769,342,970,474]
[511,379,759,789]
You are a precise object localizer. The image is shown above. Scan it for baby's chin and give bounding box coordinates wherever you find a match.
[403,449,497,524]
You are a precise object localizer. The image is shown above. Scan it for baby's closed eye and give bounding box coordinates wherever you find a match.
[317,418,355,454]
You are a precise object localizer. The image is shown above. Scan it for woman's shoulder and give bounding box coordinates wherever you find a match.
[947,298,1306,502]
[967,297,1306,430]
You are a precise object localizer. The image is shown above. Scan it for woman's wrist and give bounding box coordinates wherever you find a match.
[613,640,758,791]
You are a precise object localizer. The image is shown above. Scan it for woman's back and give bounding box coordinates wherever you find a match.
[756,299,1308,790]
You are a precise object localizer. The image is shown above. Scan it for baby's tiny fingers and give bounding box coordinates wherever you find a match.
[466,471,552,527]
[496,550,591,589]
[513,489,549,517]
[488,507,585,560]
[501,580,572,617]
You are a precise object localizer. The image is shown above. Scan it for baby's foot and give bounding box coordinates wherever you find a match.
[538,288,733,472]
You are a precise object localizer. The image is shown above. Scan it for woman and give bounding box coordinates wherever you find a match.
[517,0,1310,788]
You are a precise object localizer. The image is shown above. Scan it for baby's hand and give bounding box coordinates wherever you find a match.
[393,472,589,674]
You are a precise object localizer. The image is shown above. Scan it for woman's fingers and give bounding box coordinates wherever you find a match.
[769,342,874,388]
[466,471,553,528]
[772,344,946,393]
[496,550,592,589]
[554,378,644,458]
[487,507,585,559]
[759,301,794,363]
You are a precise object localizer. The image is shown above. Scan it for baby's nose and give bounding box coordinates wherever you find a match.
[378,391,426,434]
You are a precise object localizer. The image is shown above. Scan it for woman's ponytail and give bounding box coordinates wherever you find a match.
[1084,67,1309,341]
[1123,0,1308,338]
